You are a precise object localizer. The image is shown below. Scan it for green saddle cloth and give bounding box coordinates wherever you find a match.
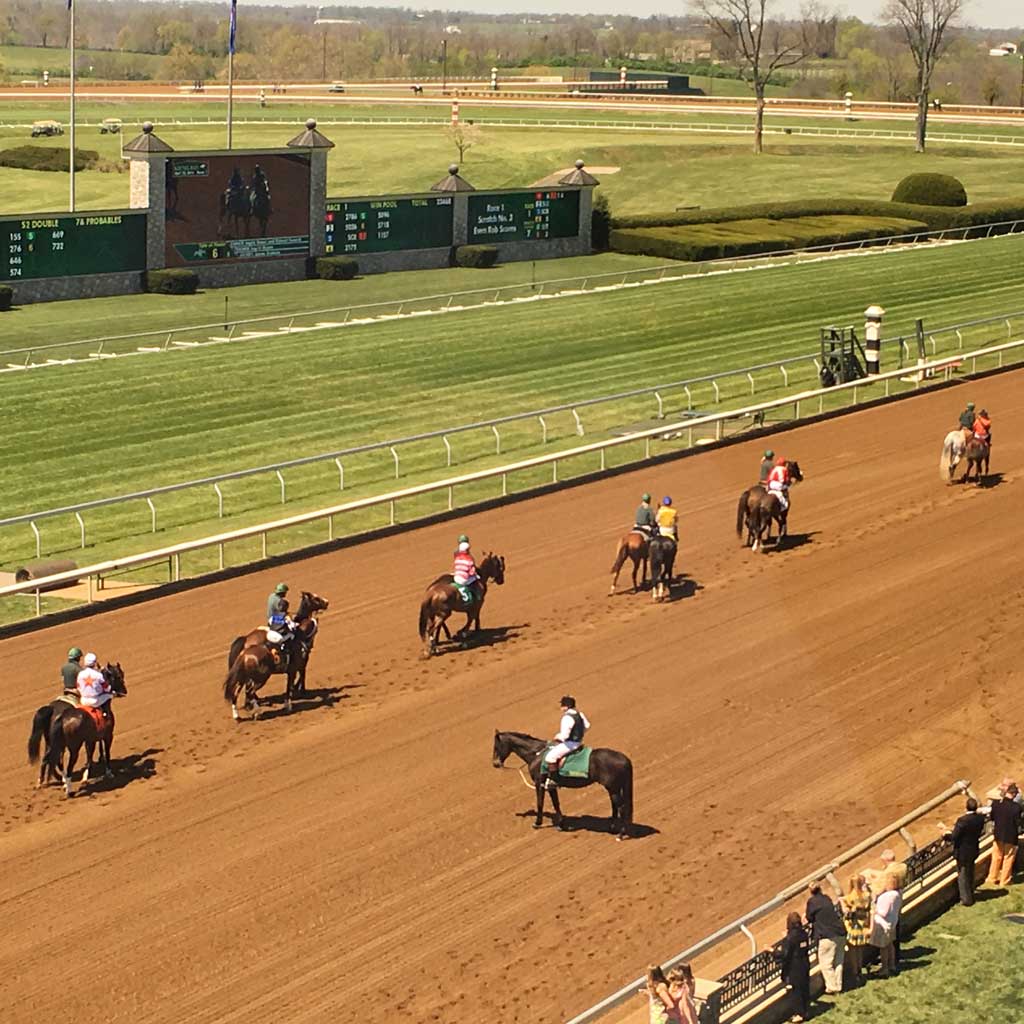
[541,745,591,778]
[453,582,476,605]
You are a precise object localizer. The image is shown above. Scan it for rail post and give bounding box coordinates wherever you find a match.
[684,385,692,410]
[739,923,757,957]
[146,497,156,532]
[262,531,268,559]
[335,458,344,490]
[276,470,286,504]
[746,372,755,395]
[780,365,789,387]
[572,408,583,436]
[538,416,548,444]
[492,426,501,454]
[74,511,86,548]
[447,485,454,510]
[214,483,224,518]
[173,552,180,581]
[389,500,396,525]
[712,379,721,403]
[443,435,452,467]
[30,520,40,558]
[390,446,400,478]
[654,392,664,419]
[218,542,225,570]
[35,586,41,617]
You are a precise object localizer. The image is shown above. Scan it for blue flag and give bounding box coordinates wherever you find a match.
[229,0,237,54]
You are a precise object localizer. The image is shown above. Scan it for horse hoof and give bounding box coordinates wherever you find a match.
[532,821,543,830]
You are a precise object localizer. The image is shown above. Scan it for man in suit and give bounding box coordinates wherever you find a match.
[943,797,986,906]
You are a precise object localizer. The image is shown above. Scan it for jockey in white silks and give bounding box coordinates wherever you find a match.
[766,456,791,512]
[544,695,590,788]
[76,653,113,723]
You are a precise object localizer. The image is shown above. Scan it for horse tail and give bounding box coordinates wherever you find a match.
[418,596,432,640]
[940,436,954,481]
[736,490,749,538]
[619,757,634,834]
[223,656,247,704]
[610,537,628,575]
[227,636,245,670]
[27,704,52,764]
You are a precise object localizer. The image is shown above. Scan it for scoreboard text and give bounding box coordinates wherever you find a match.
[466,190,580,244]
[325,196,453,254]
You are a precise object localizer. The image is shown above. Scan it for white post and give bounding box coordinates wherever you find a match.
[69,0,76,211]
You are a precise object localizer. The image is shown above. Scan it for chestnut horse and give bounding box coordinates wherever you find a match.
[609,529,651,595]
[961,437,990,485]
[29,663,127,797]
[227,591,329,698]
[736,461,803,550]
[418,552,505,657]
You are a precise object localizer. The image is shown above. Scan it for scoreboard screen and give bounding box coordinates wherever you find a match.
[467,190,580,243]
[1,212,146,282]
[325,196,453,254]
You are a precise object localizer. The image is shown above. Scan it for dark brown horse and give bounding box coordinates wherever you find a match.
[492,730,634,839]
[227,591,329,699]
[29,663,127,797]
[962,437,990,484]
[418,552,505,658]
[737,461,803,550]
[648,533,677,602]
[609,529,651,595]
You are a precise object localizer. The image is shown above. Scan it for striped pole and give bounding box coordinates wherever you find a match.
[451,100,460,126]
[68,0,76,211]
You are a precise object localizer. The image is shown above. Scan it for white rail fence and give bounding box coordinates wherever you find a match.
[2,336,1020,617]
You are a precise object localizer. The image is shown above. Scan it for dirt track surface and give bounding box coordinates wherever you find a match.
[3,373,1022,1023]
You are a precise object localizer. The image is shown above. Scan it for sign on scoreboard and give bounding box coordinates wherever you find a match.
[467,190,580,243]
[324,196,453,254]
[1,212,146,282]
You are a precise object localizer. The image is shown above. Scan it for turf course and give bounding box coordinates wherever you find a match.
[1,234,1022,579]
[3,100,1024,215]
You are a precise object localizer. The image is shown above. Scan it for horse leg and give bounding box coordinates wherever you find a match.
[64,743,80,798]
[533,782,547,829]
[549,786,566,831]
[82,740,94,784]
[230,683,241,722]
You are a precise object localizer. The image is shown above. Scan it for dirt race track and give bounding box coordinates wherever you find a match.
[2,372,1022,1024]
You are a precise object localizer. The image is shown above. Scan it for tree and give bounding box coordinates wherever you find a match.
[691,0,808,153]
[883,0,964,152]
[445,122,482,162]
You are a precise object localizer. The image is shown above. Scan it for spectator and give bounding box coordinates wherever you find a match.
[806,880,846,995]
[774,911,811,1022]
[664,965,698,1024]
[869,876,902,978]
[839,873,872,988]
[942,796,986,906]
[864,848,908,966]
[986,783,1021,887]
[645,964,670,1024]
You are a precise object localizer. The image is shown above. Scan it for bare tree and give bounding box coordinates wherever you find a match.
[883,0,964,152]
[445,122,481,162]
[691,0,808,153]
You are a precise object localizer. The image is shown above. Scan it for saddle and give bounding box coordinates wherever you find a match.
[453,582,478,606]
[540,745,592,778]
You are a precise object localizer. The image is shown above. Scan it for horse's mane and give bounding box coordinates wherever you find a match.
[501,730,543,744]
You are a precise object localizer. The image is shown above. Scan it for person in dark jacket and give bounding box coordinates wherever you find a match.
[806,881,846,994]
[759,449,775,483]
[61,646,83,693]
[634,493,656,536]
[775,911,811,1022]
[958,402,976,432]
[943,797,986,906]
[986,783,1021,887]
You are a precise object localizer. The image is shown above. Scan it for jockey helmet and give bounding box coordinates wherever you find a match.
[83,652,98,668]
[966,402,975,410]
[979,409,989,417]
[775,455,786,465]
[641,493,651,502]
[560,695,576,708]
[274,583,289,595]
[662,496,672,506]
[67,646,82,660]
[458,541,470,552]
[764,449,774,459]
[458,533,469,544]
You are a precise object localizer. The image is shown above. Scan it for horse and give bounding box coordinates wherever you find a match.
[219,184,251,239]
[227,591,329,700]
[26,695,80,787]
[492,730,634,839]
[648,533,677,602]
[250,184,271,236]
[609,529,650,595]
[418,552,505,658]
[939,429,969,483]
[962,437,990,485]
[30,664,127,798]
[739,461,803,552]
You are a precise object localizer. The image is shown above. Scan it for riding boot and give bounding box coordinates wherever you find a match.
[546,765,559,790]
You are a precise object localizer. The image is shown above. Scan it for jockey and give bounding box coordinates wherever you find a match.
[766,455,791,512]
[759,449,775,484]
[266,583,297,653]
[61,646,83,695]
[634,493,656,536]
[453,535,479,602]
[544,695,590,788]
[76,653,113,724]
[958,402,976,434]
[973,409,992,447]
[655,496,679,541]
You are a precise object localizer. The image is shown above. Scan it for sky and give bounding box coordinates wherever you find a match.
[296,0,1023,32]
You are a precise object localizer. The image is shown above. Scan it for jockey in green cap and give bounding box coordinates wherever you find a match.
[759,449,775,484]
[266,583,297,659]
[958,402,976,434]
[61,646,83,694]
[634,493,656,537]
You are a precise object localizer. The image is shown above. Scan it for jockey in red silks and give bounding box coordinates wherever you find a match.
[973,409,992,447]
[766,455,791,512]
[452,534,479,602]
[76,653,113,724]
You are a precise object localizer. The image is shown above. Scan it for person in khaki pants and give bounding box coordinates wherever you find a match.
[805,881,846,995]
[987,782,1021,887]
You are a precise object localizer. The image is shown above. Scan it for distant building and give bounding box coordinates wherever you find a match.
[444,24,462,35]
[988,42,1018,56]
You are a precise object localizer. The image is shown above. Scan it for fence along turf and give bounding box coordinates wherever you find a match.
[2,232,1023,573]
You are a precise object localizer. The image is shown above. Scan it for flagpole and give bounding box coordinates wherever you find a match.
[69,0,76,211]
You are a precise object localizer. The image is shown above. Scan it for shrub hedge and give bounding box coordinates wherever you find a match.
[0,145,102,173]
[145,268,199,295]
[454,244,499,268]
[316,255,359,280]
[591,190,611,251]
[892,173,967,207]
[0,284,12,312]
[610,215,930,262]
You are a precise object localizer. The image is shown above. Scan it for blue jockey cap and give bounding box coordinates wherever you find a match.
[662,496,672,505]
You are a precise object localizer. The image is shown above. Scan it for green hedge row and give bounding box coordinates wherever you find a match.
[610,214,931,263]
[316,255,359,280]
[0,145,102,173]
[0,284,12,312]
[145,268,199,294]
[455,244,499,268]
[610,197,1024,232]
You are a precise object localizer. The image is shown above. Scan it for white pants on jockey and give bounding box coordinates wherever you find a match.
[546,740,581,764]
[768,485,789,512]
